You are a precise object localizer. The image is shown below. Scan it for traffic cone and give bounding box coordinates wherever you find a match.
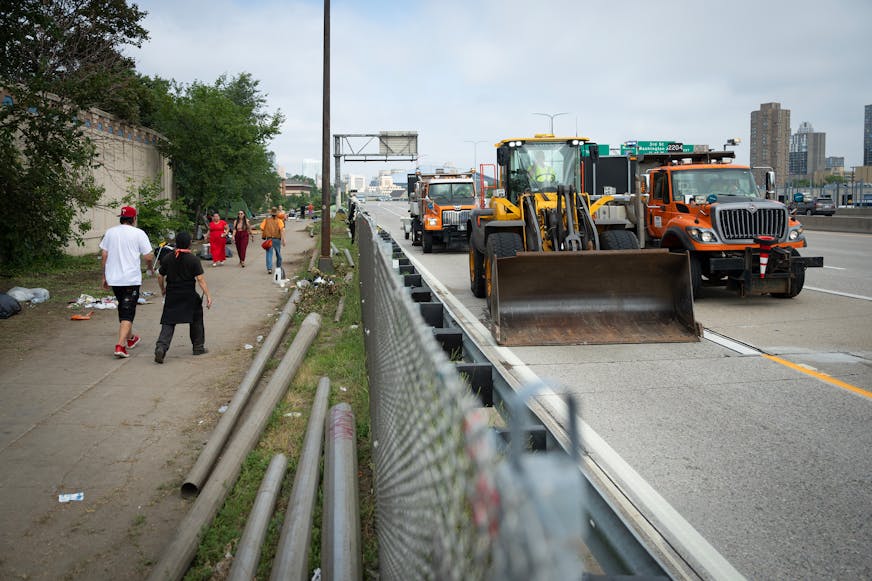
[755,236,775,279]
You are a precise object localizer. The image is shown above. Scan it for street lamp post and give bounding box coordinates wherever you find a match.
[533,112,569,134]
[464,139,487,174]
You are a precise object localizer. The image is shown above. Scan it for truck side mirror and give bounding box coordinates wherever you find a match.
[765,171,775,196]
[496,146,509,166]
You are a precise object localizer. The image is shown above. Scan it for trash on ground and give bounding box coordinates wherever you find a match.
[350,324,359,329]
[218,405,228,414]
[7,287,50,304]
[70,311,94,321]
[0,293,22,319]
[142,291,154,297]
[256,335,264,343]
[58,492,84,503]
[283,412,302,418]
[69,294,118,310]
[244,344,253,350]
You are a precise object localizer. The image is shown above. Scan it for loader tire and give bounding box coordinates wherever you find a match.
[689,252,702,299]
[423,231,433,253]
[469,243,486,298]
[485,232,524,303]
[599,229,640,250]
[771,248,805,299]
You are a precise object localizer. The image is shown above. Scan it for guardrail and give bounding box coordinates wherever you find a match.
[359,215,686,579]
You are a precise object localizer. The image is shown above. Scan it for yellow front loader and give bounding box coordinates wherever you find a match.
[467,135,699,346]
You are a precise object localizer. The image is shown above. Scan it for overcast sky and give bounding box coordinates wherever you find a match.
[130,0,872,180]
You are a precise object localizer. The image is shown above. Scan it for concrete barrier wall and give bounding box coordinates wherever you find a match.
[66,108,172,256]
[798,214,872,234]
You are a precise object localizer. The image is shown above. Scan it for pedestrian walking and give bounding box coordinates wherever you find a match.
[154,231,213,363]
[306,202,314,218]
[208,212,229,267]
[347,194,358,243]
[260,207,285,275]
[233,211,251,267]
[100,205,155,358]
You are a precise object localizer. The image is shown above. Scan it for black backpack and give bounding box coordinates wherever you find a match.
[0,293,22,319]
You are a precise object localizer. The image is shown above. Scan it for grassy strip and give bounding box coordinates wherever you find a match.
[0,253,106,300]
[183,219,376,580]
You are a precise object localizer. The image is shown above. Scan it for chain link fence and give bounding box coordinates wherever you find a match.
[359,217,586,580]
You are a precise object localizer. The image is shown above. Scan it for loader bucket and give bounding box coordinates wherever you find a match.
[490,250,700,346]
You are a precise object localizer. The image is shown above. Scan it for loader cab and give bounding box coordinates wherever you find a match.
[498,138,584,205]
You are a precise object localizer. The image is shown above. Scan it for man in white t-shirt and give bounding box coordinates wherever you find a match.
[100,206,155,358]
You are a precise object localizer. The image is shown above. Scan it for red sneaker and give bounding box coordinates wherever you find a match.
[114,344,129,358]
[126,335,141,349]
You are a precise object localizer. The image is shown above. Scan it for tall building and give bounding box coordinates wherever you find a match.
[865,104,872,167]
[788,121,826,180]
[750,102,790,187]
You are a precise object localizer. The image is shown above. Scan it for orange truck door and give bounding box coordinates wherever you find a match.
[647,170,670,239]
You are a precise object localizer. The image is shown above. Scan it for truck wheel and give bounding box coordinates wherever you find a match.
[423,231,433,253]
[771,248,805,298]
[485,232,524,305]
[599,229,640,250]
[404,231,409,240]
[469,244,486,298]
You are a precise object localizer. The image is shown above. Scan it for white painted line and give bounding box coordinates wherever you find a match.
[703,329,763,356]
[822,266,847,270]
[396,243,744,580]
[805,286,872,301]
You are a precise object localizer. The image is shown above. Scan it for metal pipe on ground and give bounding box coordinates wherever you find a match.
[334,296,346,323]
[321,403,361,580]
[227,453,288,581]
[269,377,331,581]
[182,289,302,497]
[343,248,354,269]
[147,312,322,581]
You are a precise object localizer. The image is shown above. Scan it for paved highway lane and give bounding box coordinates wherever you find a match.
[363,201,872,579]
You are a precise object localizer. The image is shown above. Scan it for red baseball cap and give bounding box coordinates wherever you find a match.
[119,206,137,218]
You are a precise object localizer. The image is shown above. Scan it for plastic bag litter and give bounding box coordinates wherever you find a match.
[58,492,84,503]
[244,344,253,350]
[7,287,50,304]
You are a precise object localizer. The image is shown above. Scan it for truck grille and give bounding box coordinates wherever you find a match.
[442,210,470,226]
[716,207,787,241]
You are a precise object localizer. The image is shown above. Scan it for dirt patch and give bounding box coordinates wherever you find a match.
[0,221,317,580]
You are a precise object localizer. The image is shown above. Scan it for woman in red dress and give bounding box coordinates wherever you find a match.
[208,212,229,266]
[232,211,250,267]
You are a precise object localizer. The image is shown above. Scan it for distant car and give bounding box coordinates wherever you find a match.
[795,196,835,216]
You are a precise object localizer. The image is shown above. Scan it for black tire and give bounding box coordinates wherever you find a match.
[485,232,524,305]
[404,231,410,240]
[688,252,702,299]
[599,229,640,250]
[771,248,805,298]
[423,231,433,253]
[469,243,486,298]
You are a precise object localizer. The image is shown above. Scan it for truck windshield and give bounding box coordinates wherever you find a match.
[427,182,476,205]
[509,142,581,200]
[671,168,760,202]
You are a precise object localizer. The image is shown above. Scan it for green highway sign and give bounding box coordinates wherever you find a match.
[620,141,695,155]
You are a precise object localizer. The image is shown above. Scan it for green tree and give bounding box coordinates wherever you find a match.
[146,73,283,230]
[0,0,148,266]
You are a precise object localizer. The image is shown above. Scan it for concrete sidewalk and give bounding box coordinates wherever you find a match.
[0,221,316,580]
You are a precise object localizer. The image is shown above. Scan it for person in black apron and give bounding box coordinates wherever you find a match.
[155,231,213,363]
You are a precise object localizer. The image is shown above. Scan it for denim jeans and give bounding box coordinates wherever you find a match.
[266,238,282,271]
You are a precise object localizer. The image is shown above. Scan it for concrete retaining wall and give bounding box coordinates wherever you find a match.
[65,107,172,256]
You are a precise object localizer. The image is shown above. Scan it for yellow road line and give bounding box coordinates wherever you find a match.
[762,354,872,400]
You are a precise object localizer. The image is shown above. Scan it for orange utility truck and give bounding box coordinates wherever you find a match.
[639,150,823,298]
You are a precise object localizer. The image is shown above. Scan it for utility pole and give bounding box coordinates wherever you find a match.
[318,0,333,273]
[464,140,486,174]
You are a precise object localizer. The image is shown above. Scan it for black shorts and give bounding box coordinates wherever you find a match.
[112,285,140,322]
